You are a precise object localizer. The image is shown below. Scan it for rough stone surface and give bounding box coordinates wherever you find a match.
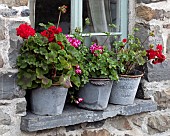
[135,23,150,49]
[0,0,28,7]
[137,0,167,4]
[110,116,132,130]
[132,114,146,128]
[154,9,165,20]
[136,79,170,100]
[166,34,170,58]
[82,129,110,136]
[0,54,4,68]
[0,72,25,100]
[21,99,157,132]
[0,17,5,40]
[136,6,155,21]
[0,129,10,135]
[0,98,27,136]
[21,9,30,17]
[145,60,170,82]
[154,90,170,109]
[9,21,23,68]
[0,8,17,17]
[0,109,11,125]
[163,23,170,29]
[16,100,27,114]
[147,113,170,135]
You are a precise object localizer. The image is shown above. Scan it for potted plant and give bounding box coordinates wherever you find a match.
[109,30,166,105]
[16,5,83,115]
[77,42,119,110]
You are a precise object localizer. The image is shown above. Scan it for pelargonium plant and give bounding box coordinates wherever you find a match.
[111,30,166,75]
[16,5,84,90]
[78,42,119,81]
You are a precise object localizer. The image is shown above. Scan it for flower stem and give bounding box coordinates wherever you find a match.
[57,11,61,28]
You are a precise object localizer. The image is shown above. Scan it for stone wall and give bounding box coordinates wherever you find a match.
[0,1,29,136]
[1,0,170,136]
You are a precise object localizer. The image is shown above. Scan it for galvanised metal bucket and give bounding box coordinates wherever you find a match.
[78,78,113,110]
[109,71,143,105]
[30,86,68,116]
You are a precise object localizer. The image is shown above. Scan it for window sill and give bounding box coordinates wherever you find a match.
[21,99,157,132]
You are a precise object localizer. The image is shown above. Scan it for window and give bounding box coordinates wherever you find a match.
[29,0,128,40]
[71,0,128,41]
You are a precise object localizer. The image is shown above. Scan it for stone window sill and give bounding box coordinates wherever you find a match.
[21,99,157,132]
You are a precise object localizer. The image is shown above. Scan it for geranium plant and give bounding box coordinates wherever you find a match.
[16,5,84,89]
[111,30,166,75]
[77,41,119,81]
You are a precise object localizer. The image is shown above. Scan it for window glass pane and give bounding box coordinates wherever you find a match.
[35,0,71,33]
[83,0,118,33]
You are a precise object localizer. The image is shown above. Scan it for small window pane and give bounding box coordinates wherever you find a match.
[35,0,71,33]
[83,0,118,33]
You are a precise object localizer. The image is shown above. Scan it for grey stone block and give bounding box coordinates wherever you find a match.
[137,0,167,4]
[137,0,151,4]
[0,9,18,17]
[0,54,4,68]
[9,39,21,68]
[135,23,150,49]
[16,100,27,114]
[0,72,25,100]
[0,18,5,41]
[21,99,157,132]
[21,9,30,17]
[9,21,22,68]
[0,129,9,135]
[145,60,170,82]
[0,109,11,125]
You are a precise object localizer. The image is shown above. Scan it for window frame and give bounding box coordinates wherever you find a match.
[71,0,128,40]
[29,0,128,39]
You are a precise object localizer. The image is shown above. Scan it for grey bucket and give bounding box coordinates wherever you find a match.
[78,79,113,110]
[30,86,68,116]
[109,71,143,105]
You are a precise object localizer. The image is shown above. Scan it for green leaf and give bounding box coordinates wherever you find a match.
[41,78,52,88]
[17,69,36,89]
[71,75,81,88]
[45,52,58,63]
[39,47,48,55]
[39,23,48,29]
[59,75,72,88]
[36,67,48,76]
[48,42,61,51]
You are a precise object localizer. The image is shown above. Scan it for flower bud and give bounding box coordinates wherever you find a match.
[75,100,79,104]
[58,5,68,14]
[149,44,154,49]
[85,18,90,25]
[76,65,80,69]
[149,31,155,37]
[78,98,84,103]
[75,69,82,75]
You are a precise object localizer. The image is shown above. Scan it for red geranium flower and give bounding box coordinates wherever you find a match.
[156,52,166,62]
[122,38,127,43]
[41,26,63,42]
[40,30,55,42]
[16,23,35,39]
[156,44,163,51]
[48,26,62,34]
[146,49,156,60]
[56,27,62,33]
